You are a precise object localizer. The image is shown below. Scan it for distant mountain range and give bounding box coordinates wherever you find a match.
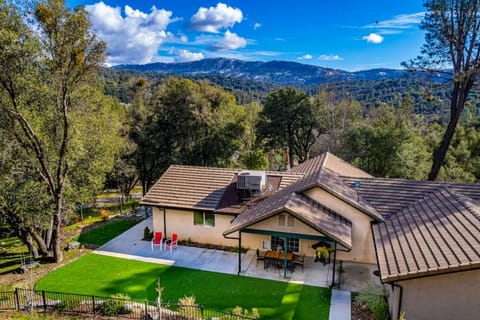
[113,58,436,86]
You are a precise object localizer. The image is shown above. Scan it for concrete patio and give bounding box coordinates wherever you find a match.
[95,217,379,292]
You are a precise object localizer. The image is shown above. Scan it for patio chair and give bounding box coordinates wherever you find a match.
[151,232,163,251]
[256,249,265,267]
[165,233,178,253]
[293,254,305,272]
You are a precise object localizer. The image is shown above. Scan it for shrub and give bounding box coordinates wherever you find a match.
[100,210,110,221]
[178,295,202,318]
[100,293,130,316]
[233,306,260,318]
[355,283,390,320]
[143,226,153,241]
[57,297,81,311]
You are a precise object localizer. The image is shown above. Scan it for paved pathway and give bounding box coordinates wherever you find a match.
[329,289,351,320]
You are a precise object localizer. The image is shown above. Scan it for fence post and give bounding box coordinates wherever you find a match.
[91,295,95,315]
[14,288,19,311]
[144,301,148,319]
[42,290,46,312]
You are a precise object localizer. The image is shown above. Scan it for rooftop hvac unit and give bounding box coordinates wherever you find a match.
[237,170,266,191]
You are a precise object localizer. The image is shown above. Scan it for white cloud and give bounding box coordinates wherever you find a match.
[363,33,384,44]
[254,22,261,30]
[364,12,424,30]
[298,54,313,60]
[214,30,247,50]
[318,54,343,61]
[175,50,204,63]
[85,2,179,65]
[190,3,243,33]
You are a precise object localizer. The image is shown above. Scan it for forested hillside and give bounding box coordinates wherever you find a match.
[103,68,480,121]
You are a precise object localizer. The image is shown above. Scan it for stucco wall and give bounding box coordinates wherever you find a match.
[395,269,480,320]
[152,207,238,247]
[304,187,376,264]
[152,207,321,255]
[249,212,324,236]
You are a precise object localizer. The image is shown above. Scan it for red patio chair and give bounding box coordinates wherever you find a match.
[165,233,178,253]
[151,232,163,251]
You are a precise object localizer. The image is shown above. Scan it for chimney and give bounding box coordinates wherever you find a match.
[285,146,290,171]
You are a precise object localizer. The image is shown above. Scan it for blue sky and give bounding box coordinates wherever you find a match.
[67,0,426,71]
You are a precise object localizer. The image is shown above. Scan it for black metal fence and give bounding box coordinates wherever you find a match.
[0,288,256,319]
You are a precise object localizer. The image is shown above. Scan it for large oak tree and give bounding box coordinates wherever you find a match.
[0,0,120,262]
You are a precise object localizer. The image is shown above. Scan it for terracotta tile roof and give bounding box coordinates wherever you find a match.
[140,165,239,210]
[373,188,480,282]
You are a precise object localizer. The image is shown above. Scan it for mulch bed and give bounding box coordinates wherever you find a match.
[351,293,374,320]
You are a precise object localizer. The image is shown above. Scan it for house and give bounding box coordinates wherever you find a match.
[141,152,480,320]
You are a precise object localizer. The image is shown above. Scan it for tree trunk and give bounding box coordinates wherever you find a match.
[52,197,64,263]
[428,84,465,181]
[23,235,39,259]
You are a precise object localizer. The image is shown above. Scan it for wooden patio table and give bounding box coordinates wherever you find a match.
[264,251,294,271]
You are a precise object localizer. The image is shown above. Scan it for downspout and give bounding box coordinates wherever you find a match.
[330,245,351,289]
[390,282,403,320]
[223,232,241,276]
[283,237,288,279]
[162,207,167,236]
[238,232,242,275]
[330,242,337,288]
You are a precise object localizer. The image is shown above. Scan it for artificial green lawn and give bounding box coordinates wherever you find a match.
[76,219,140,246]
[36,254,330,320]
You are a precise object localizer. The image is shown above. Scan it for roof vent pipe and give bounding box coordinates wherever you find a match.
[285,146,290,171]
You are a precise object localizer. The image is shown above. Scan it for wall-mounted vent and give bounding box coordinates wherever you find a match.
[237,170,266,191]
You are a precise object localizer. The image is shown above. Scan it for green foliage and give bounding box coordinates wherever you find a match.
[57,298,81,311]
[238,102,269,169]
[405,0,480,180]
[100,293,131,316]
[143,226,153,241]
[0,0,120,262]
[134,78,245,190]
[355,283,390,320]
[259,87,322,166]
[77,219,140,246]
[313,90,362,154]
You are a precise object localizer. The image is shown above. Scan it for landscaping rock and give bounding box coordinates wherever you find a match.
[19,262,40,273]
[68,241,81,250]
